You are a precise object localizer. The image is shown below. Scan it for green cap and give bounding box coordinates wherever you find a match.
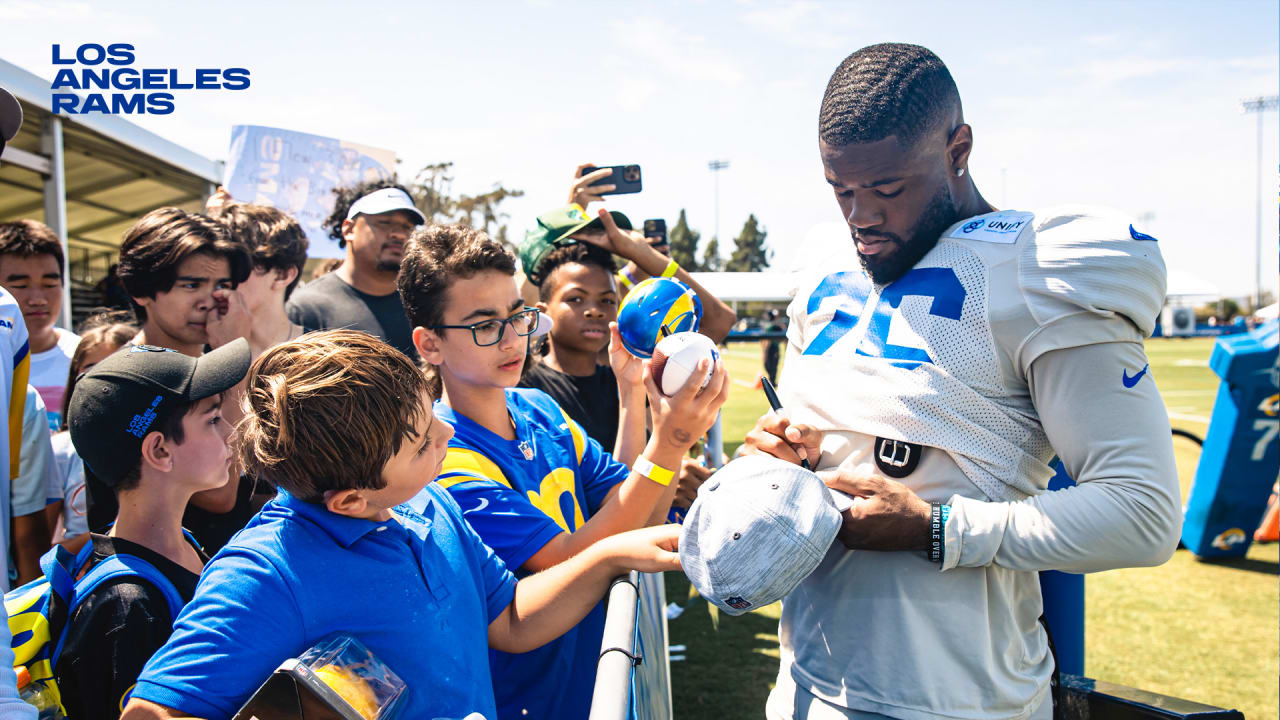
[519,204,631,285]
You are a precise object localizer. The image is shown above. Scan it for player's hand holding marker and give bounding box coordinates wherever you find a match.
[743,410,823,469]
[744,409,934,553]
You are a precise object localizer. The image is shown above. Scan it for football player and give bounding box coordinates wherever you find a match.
[744,43,1181,720]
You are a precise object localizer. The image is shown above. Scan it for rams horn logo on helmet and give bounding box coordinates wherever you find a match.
[616,278,703,359]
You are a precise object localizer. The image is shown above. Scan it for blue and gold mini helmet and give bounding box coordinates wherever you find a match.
[617,277,702,358]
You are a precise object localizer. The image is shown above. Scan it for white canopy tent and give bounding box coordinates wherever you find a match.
[1164,267,1221,305]
[689,222,859,305]
[687,272,794,304]
[0,57,220,327]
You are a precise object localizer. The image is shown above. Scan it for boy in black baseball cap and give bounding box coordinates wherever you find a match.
[57,338,250,719]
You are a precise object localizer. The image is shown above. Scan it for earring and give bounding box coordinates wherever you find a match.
[955,168,966,177]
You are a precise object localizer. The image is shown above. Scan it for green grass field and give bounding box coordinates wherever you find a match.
[666,337,1278,719]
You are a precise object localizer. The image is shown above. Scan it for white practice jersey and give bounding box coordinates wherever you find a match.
[777,207,1176,720]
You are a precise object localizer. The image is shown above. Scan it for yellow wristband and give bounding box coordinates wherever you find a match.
[660,259,680,278]
[633,456,675,486]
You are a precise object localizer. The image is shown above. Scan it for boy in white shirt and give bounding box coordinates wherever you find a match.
[0,219,79,433]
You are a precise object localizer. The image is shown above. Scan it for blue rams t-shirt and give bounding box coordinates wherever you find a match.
[427,388,630,720]
[132,485,516,720]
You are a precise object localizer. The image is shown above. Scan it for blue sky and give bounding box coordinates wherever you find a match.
[3,0,1277,300]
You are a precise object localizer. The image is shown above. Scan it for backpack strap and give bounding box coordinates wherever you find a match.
[49,554,185,668]
[38,544,81,602]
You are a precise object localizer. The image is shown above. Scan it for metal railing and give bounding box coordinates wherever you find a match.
[591,571,672,720]
[591,333,766,719]
[591,573,640,720]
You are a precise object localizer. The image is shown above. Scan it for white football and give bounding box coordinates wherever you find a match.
[651,332,720,397]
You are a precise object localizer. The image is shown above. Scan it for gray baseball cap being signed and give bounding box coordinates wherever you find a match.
[679,454,842,616]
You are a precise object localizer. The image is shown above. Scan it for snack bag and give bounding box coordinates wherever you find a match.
[233,634,405,720]
[299,635,405,720]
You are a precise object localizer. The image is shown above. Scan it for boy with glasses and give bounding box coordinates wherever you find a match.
[400,224,729,720]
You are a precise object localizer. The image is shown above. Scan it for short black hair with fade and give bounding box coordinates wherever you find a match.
[819,43,962,150]
[536,242,618,302]
[323,178,417,248]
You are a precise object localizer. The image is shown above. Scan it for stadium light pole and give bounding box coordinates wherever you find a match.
[1242,95,1278,313]
[708,159,730,245]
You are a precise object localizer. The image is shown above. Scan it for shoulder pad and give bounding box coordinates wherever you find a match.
[1021,206,1166,337]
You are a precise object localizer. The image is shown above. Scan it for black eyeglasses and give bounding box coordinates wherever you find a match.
[429,307,539,347]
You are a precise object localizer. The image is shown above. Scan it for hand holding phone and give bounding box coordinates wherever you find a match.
[579,164,642,195]
[644,219,668,249]
[569,163,615,206]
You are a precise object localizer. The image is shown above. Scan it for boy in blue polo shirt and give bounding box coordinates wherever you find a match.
[121,330,683,720]
[399,224,729,720]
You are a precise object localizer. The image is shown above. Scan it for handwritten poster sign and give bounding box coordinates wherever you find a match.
[222,125,397,258]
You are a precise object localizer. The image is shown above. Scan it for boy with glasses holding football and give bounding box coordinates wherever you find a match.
[399,223,728,720]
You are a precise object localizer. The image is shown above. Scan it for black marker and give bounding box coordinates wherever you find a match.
[760,375,812,470]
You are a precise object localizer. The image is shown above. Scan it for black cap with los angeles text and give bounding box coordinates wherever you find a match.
[69,339,250,487]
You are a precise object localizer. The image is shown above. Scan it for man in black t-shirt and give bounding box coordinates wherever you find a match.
[62,338,250,718]
[521,224,715,512]
[286,183,424,359]
[520,242,636,453]
[523,358,621,451]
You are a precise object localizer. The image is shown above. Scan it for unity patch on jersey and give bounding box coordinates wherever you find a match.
[947,211,1034,244]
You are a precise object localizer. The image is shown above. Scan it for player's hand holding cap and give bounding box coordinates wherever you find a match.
[680,454,842,616]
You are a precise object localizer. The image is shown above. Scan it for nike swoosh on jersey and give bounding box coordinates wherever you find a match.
[1129,224,1158,242]
[466,497,490,513]
[1121,364,1149,388]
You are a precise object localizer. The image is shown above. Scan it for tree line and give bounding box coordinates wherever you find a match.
[667,209,771,273]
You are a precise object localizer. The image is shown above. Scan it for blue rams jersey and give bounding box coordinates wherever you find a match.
[430,388,629,720]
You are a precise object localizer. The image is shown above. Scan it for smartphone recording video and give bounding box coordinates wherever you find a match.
[644,219,668,247]
[581,164,642,195]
